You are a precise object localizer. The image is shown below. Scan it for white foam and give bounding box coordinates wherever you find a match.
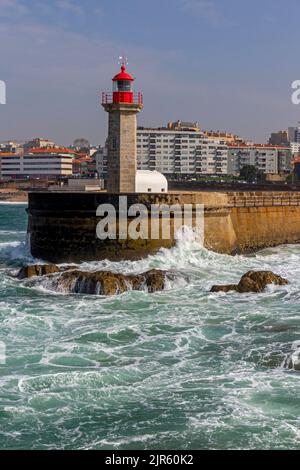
[0,202,28,205]
[0,238,38,263]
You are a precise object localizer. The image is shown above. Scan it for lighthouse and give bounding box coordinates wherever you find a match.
[102,59,143,193]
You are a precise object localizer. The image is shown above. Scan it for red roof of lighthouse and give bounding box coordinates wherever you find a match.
[112,66,134,81]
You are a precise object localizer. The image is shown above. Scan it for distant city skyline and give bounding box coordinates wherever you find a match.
[1,0,300,146]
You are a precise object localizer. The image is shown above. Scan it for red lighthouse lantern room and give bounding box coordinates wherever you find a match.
[112,65,135,104]
[101,58,143,106]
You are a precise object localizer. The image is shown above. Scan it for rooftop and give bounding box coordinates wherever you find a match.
[228,143,290,149]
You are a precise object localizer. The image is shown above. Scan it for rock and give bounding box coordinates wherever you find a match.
[49,269,166,296]
[238,271,288,293]
[210,284,239,293]
[17,263,168,296]
[17,264,60,280]
[210,270,288,294]
[145,269,166,293]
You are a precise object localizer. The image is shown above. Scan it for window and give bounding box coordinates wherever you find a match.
[117,80,131,92]
[112,138,118,150]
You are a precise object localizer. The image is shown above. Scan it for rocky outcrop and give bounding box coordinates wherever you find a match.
[238,271,288,292]
[17,264,60,279]
[211,270,288,293]
[49,269,166,295]
[18,264,167,296]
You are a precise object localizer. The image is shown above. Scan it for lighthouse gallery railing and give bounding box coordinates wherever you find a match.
[101,92,143,105]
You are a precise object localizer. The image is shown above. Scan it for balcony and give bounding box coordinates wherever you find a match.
[101,92,143,105]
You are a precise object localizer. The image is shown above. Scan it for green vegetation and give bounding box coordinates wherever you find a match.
[240,165,258,182]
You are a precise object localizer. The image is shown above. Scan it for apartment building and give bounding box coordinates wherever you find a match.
[96,139,292,179]
[197,137,228,174]
[227,145,292,175]
[137,127,229,176]
[0,141,24,154]
[96,121,292,179]
[278,148,293,173]
[288,127,300,143]
[137,128,201,175]
[23,138,57,152]
[94,146,108,178]
[0,148,74,179]
[268,130,288,146]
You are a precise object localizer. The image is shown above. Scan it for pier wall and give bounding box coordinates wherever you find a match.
[27,191,300,262]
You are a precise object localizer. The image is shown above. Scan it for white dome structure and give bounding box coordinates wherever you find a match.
[135,170,168,193]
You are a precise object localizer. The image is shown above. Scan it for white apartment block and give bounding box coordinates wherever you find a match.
[96,128,293,179]
[137,128,228,175]
[197,137,228,174]
[0,152,74,178]
[227,145,292,175]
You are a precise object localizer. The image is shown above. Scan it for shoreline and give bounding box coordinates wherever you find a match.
[0,201,28,204]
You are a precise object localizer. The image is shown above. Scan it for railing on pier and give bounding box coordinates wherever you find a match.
[227,193,300,208]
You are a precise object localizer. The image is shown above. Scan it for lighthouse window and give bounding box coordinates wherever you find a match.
[117,80,131,92]
[112,138,118,150]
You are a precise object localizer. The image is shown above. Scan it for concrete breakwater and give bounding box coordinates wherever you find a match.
[27,191,300,262]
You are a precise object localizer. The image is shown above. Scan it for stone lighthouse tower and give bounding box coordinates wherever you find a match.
[102,60,143,193]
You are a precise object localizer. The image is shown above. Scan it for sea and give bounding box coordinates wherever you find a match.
[0,202,300,450]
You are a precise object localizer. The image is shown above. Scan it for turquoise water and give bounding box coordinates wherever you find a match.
[1,203,300,450]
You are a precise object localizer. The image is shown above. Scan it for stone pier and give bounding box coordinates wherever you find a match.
[27,191,300,262]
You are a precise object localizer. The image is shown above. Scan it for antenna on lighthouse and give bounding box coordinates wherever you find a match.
[118,56,128,68]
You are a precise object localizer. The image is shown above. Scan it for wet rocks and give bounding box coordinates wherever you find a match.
[210,284,239,293]
[50,269,166,295]
[211,270,288,294]
[18,263,167,296]
[144,269,165,293]
[17,264,60,280]
[238,270,288,292]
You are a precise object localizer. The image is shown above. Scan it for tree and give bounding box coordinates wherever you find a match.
[73,138,90,150]
[240,165,258,182]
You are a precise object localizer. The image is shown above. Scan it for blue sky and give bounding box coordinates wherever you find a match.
[0,0,300,145]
